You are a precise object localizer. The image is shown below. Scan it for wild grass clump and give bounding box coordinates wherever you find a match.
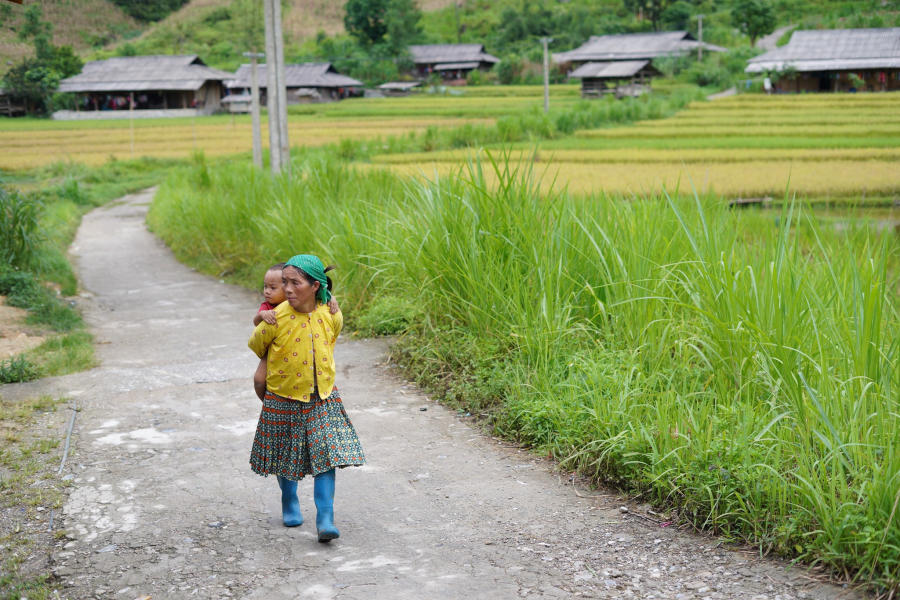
[0,356,39,384]
[150,151,899,592]
[0,185,42,270]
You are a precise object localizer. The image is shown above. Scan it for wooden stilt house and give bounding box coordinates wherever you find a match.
[56,55,232,119]
[555,31,724,98]
[746,28,900,93]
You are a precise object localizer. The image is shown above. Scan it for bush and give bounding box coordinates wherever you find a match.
[0,187,43,270]
[354,295,420,336]
[495,54,524,85]
[0,269,82,332]
[0,355,39,383]
[466,68,485,86]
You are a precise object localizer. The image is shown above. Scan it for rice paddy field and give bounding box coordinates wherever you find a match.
[0,114,494,170]
[0,85,582,171]
[373,92,900,201]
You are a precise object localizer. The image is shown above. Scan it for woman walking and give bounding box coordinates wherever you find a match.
[247,254,365,542]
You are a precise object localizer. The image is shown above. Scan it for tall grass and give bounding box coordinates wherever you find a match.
[0,185,42,270]
[149,151,899,592]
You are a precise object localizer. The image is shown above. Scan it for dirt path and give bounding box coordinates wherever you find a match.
[3,190,865,600]
[756,25,795,51]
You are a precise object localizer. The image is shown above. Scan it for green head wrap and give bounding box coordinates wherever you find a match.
[284,254,332,304]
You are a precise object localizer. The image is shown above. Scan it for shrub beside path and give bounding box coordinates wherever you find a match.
[3,190,866,599]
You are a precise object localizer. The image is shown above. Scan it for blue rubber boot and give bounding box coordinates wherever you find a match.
[277,476,303,527]
[313,469,339,542]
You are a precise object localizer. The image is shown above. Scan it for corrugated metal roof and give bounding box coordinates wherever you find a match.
[747,28,900,72]
[221,94,251,103]
[378,81,421,90]
[409,44,499,65]
[554,31,723,63]
[568,60,651,79]
[433,61,480,71]
[227,62,362,89]
[58,55,232,93]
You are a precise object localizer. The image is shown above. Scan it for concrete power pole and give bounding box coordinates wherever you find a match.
[243,51,264,169]
[273,0,289,170]
[696,14,705,61]
[263,0,289,174]
[540,37,552,114]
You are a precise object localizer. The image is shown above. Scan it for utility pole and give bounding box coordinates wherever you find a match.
[263,0,289,174]
[273,0,289,171]
[243,51,264,169]
[540,37,552,114]
[696,14,705,61]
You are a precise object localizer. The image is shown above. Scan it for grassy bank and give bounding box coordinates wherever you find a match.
[0,157,180,381]
[148,151,899,593]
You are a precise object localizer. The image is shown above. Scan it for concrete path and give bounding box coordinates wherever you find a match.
[4,190,865,599]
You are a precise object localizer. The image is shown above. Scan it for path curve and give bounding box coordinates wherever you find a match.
[756,25,795,51]
[5,190,864,600]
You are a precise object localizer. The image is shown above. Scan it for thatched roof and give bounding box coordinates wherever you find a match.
[746,27,900,73]
[568,60,656,79]
[408,44,499,66]
[58,55,232,93]
[227,63,362,89]
[554,31,725,64]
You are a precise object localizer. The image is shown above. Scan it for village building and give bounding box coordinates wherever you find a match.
[408,44,499,82]
[224,62,363,111]
[56,55,232,119]
[0,88,26,117]
[567,60,661,98]
[554,31,725,97]
[746,28,900,93]
[377,81,422,97]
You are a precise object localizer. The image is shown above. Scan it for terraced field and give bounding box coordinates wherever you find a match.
[0,115,493,170]
[0,85,581,171]
[374,92,900,200]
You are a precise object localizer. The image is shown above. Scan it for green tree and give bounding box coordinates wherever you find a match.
[344,0,390,46]
[344,0,422,49]
[624,0,674,30]
[731,0,776,46]
[662,0,694,30]
[2,6,82,115]
[385,0,423,54]
[108,0,189,22]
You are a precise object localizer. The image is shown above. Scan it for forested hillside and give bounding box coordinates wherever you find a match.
[0,0,139,73]
[2,0,899,83]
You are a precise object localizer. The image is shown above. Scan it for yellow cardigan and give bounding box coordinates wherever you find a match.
[248,301,343,401]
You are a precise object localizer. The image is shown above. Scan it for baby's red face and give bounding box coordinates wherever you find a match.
[263,270,285,305]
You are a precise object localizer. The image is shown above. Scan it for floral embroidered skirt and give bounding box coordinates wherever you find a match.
[250,387,365,480]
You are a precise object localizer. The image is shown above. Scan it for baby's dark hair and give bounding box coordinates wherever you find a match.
[262,262,285,287]
[324,264,336,292]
